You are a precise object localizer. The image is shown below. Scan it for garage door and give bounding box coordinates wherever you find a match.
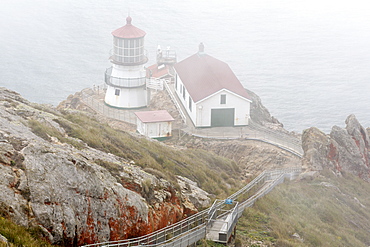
[211,108,235,127]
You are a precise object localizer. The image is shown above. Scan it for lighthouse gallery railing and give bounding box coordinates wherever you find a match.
[105,67,147,88]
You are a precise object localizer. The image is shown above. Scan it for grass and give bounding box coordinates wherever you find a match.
[27,111,242,198]
[27,119,84,149]
[12,104,370,246]
[196,239,226,247]
[0,217,54,247]
[235,169,370,246]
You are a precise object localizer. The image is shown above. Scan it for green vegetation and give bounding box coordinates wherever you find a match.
[28,111,241,198]
[24,109,370,246]
[0,216,54,247]
[27,119,84,149]
[235,169,370,246]
[197,239,226,247]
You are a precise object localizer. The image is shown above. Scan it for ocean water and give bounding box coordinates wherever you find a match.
[1,0,370,133]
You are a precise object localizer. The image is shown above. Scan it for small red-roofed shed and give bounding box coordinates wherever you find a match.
[173,44,252,127]
[134,110,174,139]
[147,63,172,79]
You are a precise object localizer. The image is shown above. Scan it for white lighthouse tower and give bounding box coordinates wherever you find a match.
[104,16,149,108]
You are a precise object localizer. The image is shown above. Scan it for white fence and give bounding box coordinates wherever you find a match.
[80,88,137,124]
[147,78,164,91]
[163,82,186,123]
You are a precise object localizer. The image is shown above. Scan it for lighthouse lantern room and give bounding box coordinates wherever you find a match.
[104,16,149,108]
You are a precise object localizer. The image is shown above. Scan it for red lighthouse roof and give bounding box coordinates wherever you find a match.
[112,16,146,39]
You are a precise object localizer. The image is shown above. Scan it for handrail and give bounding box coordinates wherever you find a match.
[105,67,147,88]
[248,119,303,156]
[164,81,187,123]
[82,209,208,247]
[81,167,301,247]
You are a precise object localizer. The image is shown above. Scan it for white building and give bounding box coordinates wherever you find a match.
[134,110,174,139]
[104,16,149,108]
[173,44,252,127]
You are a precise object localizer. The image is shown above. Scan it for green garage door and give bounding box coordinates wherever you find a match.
[211,108,235,127]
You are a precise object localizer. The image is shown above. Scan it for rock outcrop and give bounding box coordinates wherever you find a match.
[177,176,210,209]
[302,114,370,181]
[0,88,202,245]
[245,88,283,128]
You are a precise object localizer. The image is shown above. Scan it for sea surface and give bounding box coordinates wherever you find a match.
[1,0,370,133]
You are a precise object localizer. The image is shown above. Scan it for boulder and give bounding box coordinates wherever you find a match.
[177,176,211,209]
[0,88,194,245]
[301,127,330,171]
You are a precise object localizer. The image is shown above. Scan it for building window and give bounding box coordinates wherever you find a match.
[115,89,120,96]
[220,94,226,104]
[182,85,185,99]
[189,96,192,112]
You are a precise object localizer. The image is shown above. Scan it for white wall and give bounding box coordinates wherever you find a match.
[175,75,251,127]
[111,64,146,79]
[136,118,145,135]
[105,64,148,108]
[139,121,172,138]
[196,90,251,127]
[175,75,197,125]
[105,86,148,108]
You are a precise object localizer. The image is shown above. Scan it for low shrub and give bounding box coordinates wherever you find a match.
[0,217,54,247]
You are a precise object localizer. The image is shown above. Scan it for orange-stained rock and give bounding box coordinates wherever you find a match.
[0,88,206,246]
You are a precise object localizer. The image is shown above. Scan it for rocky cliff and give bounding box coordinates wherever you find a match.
[302,114,370,181]
[0,88,208,245]
[245,88,283,128]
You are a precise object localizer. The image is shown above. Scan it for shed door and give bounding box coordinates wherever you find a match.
[211,108,235,127]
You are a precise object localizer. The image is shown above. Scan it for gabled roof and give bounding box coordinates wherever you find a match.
[174,53,251,103]
[112,16,146,39]
[134,110,174,123]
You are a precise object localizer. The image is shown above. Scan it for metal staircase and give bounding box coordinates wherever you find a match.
[82,167,301,247]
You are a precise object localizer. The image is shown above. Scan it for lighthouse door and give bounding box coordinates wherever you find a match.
[211,108,235,127]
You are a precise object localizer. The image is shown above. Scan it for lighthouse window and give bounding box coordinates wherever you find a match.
[115,89,120,96]
[220,94,226,104]
[113,38,145,64]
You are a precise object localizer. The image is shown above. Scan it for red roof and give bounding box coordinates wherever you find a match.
[146,64,171,78]
[174,53,251,103]
[112,16,146,39]
[134,110,174,123]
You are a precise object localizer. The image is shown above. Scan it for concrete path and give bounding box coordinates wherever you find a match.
[80,85,303,156]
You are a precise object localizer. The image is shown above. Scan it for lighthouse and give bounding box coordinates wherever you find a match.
[104,16,149,108]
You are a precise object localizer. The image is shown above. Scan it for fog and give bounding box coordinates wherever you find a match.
[1,0,370,132]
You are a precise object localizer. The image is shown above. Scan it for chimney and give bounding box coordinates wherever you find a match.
[198,42,205,54]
